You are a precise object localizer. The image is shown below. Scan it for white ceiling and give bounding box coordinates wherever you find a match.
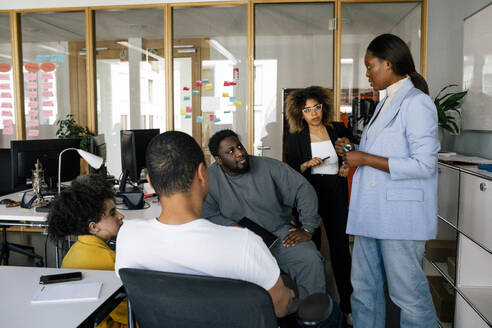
[0,3,419,46]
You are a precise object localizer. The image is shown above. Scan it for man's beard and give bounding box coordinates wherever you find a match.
[228,156,250,174]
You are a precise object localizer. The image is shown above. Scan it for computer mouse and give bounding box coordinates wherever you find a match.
[0,198,14,205]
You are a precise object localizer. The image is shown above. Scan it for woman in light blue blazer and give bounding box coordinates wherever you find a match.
[336,34,440,328]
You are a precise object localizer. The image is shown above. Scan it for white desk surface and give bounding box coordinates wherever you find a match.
[0,192,162,223]
[0,266,123,328]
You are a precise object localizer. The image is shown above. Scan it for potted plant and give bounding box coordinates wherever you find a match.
[55,114,93,151]
[434,84,468,136]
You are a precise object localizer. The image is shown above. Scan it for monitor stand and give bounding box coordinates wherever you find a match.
[117,170,144,209]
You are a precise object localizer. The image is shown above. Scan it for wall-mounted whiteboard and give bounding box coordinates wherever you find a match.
[462,3,492,131]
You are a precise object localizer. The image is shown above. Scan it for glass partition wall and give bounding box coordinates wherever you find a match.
[0,13,14,148]
[95,8,165,178]
[341,2,422,138]
[173,5,248,163]
[254,3,335,161]
[20,11,86,140]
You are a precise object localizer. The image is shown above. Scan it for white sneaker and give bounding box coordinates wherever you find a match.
[344,313,353,326]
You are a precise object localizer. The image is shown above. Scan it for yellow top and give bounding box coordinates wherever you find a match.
[62,235,128,328]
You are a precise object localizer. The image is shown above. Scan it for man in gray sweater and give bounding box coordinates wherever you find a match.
[203,129,326,299]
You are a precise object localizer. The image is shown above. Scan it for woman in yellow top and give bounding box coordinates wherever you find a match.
[47,174,126,328]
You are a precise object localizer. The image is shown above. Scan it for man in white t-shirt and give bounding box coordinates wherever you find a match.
[115,131,294,317]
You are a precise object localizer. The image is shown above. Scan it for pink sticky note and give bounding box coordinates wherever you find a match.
[1,92,11,98]
[0,84,10,90]
[42,101,54,107]
[28,129,39,137]
[1,102,11,108]
[2,127,14,135]
[26,91,37,98]
[42,82,52,89]
[28,119,39,127]
[26,82,37,89]
[183,87,190,91]
[195,80,203,87]
[42,73,53,80]
[41,110,53,117]
[0,74,9,80]
[224,81,230,86]
[26,73,37,80]
[28,110,38,116]
[229,81,237,86]
[186,106,192,113]
[3,119,12,126]
[42,91,53,97]
[28,101,38,108]
[209,115,216,122]
[1,110,12,117]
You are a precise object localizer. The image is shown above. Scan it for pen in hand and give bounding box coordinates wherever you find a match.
[322,156,330,161]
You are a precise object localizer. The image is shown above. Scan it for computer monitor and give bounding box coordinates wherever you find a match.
[89,134,107,175]
[120,129,159,192]
[10,138,81,192]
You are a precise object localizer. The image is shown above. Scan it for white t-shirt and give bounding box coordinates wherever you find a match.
[115,218,280,291]
[310,140,339,175]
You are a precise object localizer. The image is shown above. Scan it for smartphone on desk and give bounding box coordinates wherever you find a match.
[39,271,82,284]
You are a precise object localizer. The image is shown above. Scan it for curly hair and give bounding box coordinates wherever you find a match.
[285,86,333,133]
[47,174,115,241]
[208,129,240,157]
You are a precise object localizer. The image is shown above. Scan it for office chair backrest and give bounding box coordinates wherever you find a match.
[119,268,278,328]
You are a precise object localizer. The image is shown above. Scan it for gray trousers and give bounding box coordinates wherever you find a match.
[271,240,326,299]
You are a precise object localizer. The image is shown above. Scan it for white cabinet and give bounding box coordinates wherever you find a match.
[434,163,492,327]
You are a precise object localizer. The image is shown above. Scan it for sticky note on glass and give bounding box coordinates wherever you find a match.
[192,90,200,95]
[26,73,37,80]
[1,92,11,98]
[3,119,12,126]
[0,74,9,80]
[195,80,203,87]
[184,96,190,101]
[42,82,52,89]
[26,91,37,98]
[229,96,236,102]
[28,129,39,137]
[224,111,231,113]
[180,109,186,115]
[213,117,221,123]
[42,101,54,107]
[1,110,12,117]
[222,92,229,98]
[2,127,13,135]
[183,86,190,91]
[41,110,53,117]
[205,84,213,90]
[201,79,209,83]
[0,84,10,90]
[1,102,11,108]
[28,119,39,127]
[196,116,203,123]
[28,110,38,117]
[42,73,53,80]
[186,106,192,113]
[234,101,242,107]
[28,102,38,108]
[185,114,191,119]
[42,91,53,97]
[26,82,37,89]
[209,115,216,122]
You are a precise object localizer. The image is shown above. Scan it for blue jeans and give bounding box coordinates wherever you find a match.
[351,236,438,328]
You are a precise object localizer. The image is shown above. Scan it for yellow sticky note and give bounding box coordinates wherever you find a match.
[222,92,229,98]
[180,109,186,115]
[234,101,242,107]
[205,83,213,90]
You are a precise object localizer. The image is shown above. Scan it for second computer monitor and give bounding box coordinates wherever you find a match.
[120,129,160,190]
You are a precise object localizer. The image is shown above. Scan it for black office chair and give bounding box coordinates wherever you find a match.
[120,268,278,328]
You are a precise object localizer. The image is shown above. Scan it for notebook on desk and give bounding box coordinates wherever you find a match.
[238,217,279,249]
[31,282,102,304]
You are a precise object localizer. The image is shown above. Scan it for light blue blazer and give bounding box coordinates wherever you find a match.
[346,79,440,240]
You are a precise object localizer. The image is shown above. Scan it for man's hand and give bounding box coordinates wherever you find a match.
[282,228,312,247]
[343,150,367,168]
[335,137,352,157]
[230,222,242,227]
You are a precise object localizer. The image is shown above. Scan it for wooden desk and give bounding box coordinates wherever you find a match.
[0,266,124,328]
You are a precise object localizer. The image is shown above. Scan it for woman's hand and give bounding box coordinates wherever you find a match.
[338,164,350,177]
[335,138,353,157]
[300,157,323,173]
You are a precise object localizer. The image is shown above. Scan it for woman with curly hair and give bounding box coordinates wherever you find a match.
[48,174,127,328]
[285,86,354,324]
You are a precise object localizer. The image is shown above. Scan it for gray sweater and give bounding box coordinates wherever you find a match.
[203,155,321,239]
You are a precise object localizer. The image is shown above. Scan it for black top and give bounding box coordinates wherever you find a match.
[286,122,354,178]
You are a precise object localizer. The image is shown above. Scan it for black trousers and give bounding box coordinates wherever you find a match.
[309,174,353,314]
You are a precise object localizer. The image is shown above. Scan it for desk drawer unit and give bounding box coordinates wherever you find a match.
[438,164,460,227]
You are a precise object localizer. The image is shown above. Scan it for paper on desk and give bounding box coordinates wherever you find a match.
[31,282,102,304]
[438,153,492,164]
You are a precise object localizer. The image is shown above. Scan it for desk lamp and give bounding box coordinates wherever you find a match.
[58,148,104,193]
